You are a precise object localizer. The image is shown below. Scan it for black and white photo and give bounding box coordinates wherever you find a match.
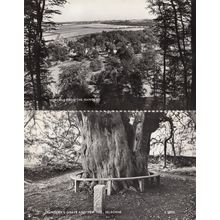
[24,0,196,110]
[24,0,196,219]
[24,110,196,219]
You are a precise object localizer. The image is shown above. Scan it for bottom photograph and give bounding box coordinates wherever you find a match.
[24,111,196,220]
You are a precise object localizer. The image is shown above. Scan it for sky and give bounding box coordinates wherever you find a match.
[53,0,153,22]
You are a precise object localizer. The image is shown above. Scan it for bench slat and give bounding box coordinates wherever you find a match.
[71,174,160,182]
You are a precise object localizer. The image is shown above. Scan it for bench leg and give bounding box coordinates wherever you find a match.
[151,177,154,185]
[74,180,79,193]
[156,176,160,186]
[138,179,145,192]
[107,180,112,196]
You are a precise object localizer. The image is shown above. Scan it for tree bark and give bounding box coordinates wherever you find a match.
[77,112,162,191]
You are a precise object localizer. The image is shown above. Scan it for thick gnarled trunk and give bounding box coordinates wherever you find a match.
[77,112,161,191]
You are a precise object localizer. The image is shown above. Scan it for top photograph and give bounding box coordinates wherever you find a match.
[24,0,196,110]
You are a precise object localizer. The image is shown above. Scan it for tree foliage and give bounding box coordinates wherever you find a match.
[24,111,80,168]
[58,30,158,109]
[147,0,193,109]
[47,42,69,61]
[58,64,93,99]
[24,0,67,109]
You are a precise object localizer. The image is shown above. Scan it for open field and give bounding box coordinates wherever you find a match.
[44,23,145,41]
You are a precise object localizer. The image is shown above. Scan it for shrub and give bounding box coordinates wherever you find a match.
[90,59,102,72]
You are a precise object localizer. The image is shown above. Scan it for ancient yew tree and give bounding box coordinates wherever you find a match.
[77,112,164,191]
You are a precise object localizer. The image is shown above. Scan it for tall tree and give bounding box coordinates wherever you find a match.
[162,115,174,167]
[148,0,193,109]
[150,111,196,160]
[24,0,67,109]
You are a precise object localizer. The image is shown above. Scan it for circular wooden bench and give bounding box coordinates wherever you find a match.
[70,171,160,195]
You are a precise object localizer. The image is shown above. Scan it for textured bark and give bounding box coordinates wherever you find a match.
[77,112,162,191]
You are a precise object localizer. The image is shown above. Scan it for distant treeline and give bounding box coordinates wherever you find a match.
[101,19,153,26]
[56,19,153,27]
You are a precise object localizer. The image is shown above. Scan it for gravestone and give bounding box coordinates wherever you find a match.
[94,185,106,214]
[74,180,79,193]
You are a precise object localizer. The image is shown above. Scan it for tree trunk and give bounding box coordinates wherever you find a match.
[163,139,167,168]
[163,116,174,168]
[171,134,176,164]
[162,49,167,109]
[170,0,189,109]
[77,112,162,191]
[34,0,46,110]
[191,0,196,109]
[27,33,37,110]
[158,3,167,109]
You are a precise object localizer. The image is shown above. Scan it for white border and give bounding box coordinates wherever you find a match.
[1,0,220,219]
[197,0,220,219]
[0,0,24,219]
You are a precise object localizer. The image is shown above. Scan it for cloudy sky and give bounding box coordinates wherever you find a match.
[53,0,153,22]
